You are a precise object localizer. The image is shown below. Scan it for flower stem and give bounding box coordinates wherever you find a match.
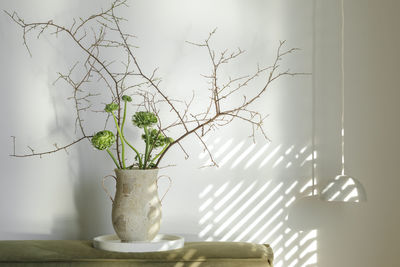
[120,101,128,168]
[124,139,143,169]
[121,100,128,135]
[106,148,120,169]
[144,126,150,168]
[111,112,126,169]
[150,143,170,166]
[113,109,143,168]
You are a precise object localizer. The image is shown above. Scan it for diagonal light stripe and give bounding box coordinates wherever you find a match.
[223,183,283,240]
[259,145,282,168]
[219,141,245,167]
[214,181,271,236]
[199,184,214,199]
[248,208,284,243]
[214,181,229,197]
[214,181,256,223]
[259,220,283,244]
[214,182,243,211]
[231,143,256,168]
[245,143,270,169]
[234,195,284,241]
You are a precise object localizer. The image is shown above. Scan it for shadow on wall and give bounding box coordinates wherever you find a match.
[44,87,112,240]
[320,174,364,202]
[70,152,109,240]
[197,138,318,267]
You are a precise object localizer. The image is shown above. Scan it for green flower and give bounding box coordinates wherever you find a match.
[122,95,132,102]
[91,130,115,150]
[142,129,173,148]
[141,129,163,148]
[105,102,119,113]
[132,111,158,128]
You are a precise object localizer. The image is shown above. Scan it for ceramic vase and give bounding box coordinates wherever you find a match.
[105,168,162,242]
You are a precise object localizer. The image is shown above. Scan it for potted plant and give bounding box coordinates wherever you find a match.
[91,97,173,241]
[7,0,303,241]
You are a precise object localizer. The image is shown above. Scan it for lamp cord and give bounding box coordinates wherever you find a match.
[312,0,345,194]
[341,0,345,175]
[311,0,316,196]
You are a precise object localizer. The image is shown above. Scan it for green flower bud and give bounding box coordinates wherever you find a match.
[91,130,115,150]
[132,111,158,128]
[122,95,132,102]
[105,102,119,113]
[142,129,173,148]
[142,129,165,148]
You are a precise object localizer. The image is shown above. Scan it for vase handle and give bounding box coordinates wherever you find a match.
[102,175,117,203]
[157,175,172,204]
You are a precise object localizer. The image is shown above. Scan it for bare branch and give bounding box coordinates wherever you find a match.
[11,136,90,157]
[7,2,305,169]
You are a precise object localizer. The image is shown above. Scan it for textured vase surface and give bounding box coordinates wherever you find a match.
[112,168,161,242]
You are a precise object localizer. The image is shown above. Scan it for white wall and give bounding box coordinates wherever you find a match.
[315,0,400,266]
[0,0,399,267]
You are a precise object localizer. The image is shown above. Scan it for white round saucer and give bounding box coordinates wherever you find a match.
[93,234,185,253]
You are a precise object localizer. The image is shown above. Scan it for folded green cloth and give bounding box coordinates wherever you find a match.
[0,240,273,267]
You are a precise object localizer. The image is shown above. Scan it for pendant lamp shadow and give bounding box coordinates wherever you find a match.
[320,0,366,202]
[320,174,366,202]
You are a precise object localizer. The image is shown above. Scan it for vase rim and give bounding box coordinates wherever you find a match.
[114,168,159,172]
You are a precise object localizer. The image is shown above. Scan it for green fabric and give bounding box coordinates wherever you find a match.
[0,240,273,267]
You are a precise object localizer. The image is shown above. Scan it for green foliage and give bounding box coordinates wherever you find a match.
[132,111,157,128]
[91,130,115,150]
[92,98,170,169]
[147,162,156,168]
[142,129,167,148]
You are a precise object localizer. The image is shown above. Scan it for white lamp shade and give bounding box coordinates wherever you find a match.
[320,174,367,202]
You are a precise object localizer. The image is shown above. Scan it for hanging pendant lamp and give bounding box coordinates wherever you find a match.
[320,0,366,202]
